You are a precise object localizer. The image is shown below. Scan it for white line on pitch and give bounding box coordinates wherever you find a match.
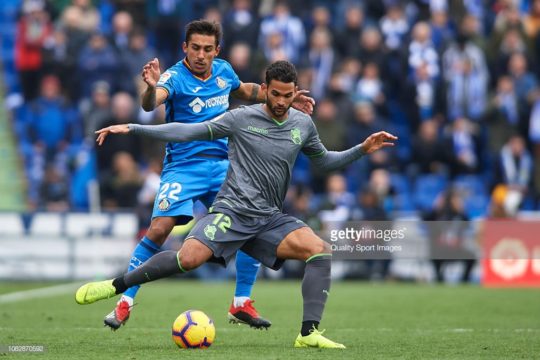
[0,282,81,304]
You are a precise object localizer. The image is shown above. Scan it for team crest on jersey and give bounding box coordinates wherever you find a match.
[291,127,302,145]
[204,224,217,241]
[158,198,170,211]
[216,77,227,89]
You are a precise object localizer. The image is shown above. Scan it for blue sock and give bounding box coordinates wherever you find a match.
[234,250,260,297]
[123,236,161,299]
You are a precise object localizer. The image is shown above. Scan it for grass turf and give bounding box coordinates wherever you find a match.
[0,280,538,359]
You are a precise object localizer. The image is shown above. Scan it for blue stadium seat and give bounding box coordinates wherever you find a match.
[413,174,448,211]
[453,175,488,197]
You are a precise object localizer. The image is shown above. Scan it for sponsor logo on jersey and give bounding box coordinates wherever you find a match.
[192,86,203,93]
[158,198,170,211]
[189,97,205,113]
[291,127,302,145]
[247,126,269,135]
[189,95,229,114]
[216,77,227,89]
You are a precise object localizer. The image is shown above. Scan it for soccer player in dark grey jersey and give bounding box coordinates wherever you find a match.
[77,61,397,349]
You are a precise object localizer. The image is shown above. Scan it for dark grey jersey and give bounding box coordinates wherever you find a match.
[130,104,365,216]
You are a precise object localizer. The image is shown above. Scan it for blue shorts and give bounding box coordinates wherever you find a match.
[152,157,228,224]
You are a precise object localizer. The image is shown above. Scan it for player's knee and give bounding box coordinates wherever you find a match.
[306,240,331,258]
[177,252,203,271]
[147,221,174,245]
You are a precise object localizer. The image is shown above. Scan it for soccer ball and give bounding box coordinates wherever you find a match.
[172,310,215,349]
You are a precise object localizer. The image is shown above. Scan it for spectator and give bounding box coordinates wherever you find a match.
[146,0,186,69]
[424,188,475,283]
[355,62,385,109]
[312,98,346,151]
[508,52,538,109]
[495,135,533,194]
[100,151,143,209]
[119,29,157,96]
[27,75,78,160]
[306,27,335,100]
[410,119,448,175]
[80,81,112,140]
[259,0,306,64]
[408,22,439,79]
[445,117,481,176]
[402,62,445,129]
[77,31,120,99]
[484,75,521,154]
[317,173,356,225]
[334,5,363,58]
[379,3,409,52]
[15,1,53,101]
[96,92,141,172]
[222,0,260,58]
[38,164,70,211]
[108,11,133,54]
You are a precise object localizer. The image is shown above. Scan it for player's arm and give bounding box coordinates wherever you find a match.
[303,124,397,172]
[95,113,235,145]
[141,58,168,111]
[232,82,316,115]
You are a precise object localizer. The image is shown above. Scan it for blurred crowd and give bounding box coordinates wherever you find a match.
[4,0,540,234]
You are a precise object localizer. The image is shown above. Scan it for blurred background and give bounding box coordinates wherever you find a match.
[0,0,539,285]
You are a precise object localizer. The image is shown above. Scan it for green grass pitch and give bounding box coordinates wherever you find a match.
[0,280,538,359]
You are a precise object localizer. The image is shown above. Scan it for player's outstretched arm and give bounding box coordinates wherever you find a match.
[308,131,397,172]
[95,122,213,146]
[232,82,315,115]
[141,58,168,111]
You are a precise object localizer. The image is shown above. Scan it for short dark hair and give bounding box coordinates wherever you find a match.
[185,20,222,46]
[265,60,298,85]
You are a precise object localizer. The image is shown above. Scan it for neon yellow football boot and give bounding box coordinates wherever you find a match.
[294,328,346,349]
[75,280,117,305]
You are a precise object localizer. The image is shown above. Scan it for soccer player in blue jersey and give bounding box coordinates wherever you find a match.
[104,20,314,330]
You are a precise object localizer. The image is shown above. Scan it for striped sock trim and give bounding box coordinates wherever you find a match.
[176,252,187,273]
[305,253,332,263]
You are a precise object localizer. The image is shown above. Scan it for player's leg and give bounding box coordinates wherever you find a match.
[105,161,201,329]
[76,210,249,305]
[103,216,177,329]
[276,227,345,349]
[203,158,268,328]
[76,239,213,305]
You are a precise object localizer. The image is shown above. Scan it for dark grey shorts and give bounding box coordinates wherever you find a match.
[185,207,307,270]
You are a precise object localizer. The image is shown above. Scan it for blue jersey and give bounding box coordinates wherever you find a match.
[156,58,241,161]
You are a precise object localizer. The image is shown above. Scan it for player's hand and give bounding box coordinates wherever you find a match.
[142,58,161,88]
[95,124,131,146]
[292,89,315,115]
[360,131,398,154]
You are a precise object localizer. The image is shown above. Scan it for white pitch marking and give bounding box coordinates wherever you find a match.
[0,282,81,304]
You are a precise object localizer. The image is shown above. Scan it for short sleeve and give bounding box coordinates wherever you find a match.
[301,120,327,158]
[206,109,238,140]
[156,69,177,100]
[226,62,241,91]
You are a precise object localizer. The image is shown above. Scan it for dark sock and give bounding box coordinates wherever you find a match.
[112,250,186,294]
[301,320,319,336]
[301,254,332,335]
[112,277,127,295]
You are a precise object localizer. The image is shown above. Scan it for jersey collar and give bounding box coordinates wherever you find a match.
[182,58,213,82]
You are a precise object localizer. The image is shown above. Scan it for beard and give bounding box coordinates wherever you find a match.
[266,101,290,118]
